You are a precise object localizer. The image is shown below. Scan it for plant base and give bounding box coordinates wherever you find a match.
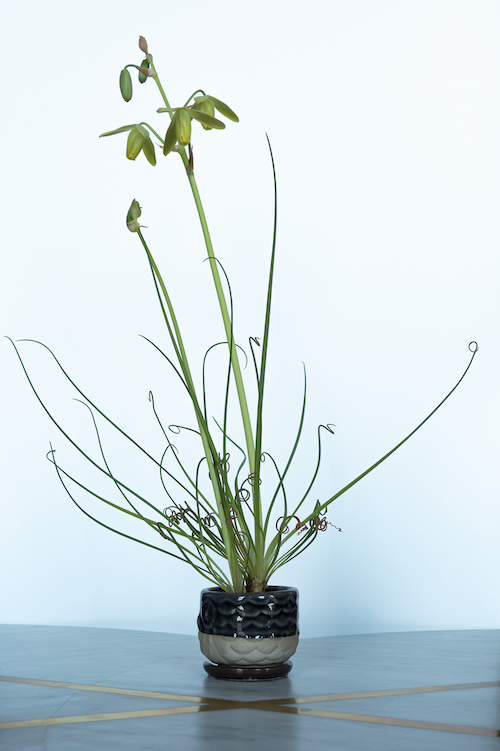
[203,660,293,681]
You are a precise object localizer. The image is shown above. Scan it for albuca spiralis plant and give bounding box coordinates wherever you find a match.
[10,36,478,593]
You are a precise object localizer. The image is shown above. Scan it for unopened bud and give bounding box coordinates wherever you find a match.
[139,36,148,54]
[128,199,141,220]
[138,58,149,83]
[137,66,154,77]
[119,68,133,102]
[126,199,141,232]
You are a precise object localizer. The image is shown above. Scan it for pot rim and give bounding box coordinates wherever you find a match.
[201,585,298,596]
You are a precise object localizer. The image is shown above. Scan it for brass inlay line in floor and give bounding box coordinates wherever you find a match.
[293,709,500,737]
[2,675,497,704]
[1,675,499,736]
[0,675,204,703]
[267,681,500,704]
[0,706,202,730]
[2,703,498,737]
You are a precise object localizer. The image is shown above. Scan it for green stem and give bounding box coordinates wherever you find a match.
[152,67,255,467]
[250,135,278,568]
[139,122,164,143]
[137,228,243,589]
[150,65,258,588]
[184,167,256,475]
[183,90,205,107]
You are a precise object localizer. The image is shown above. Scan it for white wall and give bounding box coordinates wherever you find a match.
[1,0,499,639]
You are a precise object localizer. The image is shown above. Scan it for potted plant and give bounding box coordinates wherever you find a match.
[9,35,478,680]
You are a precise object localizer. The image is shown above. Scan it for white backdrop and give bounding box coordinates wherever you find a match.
[1,0,499,639]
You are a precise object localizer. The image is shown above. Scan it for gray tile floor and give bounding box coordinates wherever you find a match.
[1,626,499,750]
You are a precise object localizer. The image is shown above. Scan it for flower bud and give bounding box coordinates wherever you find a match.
[126,199,141,232]
[127,199,141,220]
[139,36,148,54]
[119,68,133,102]
[138,58,149,83]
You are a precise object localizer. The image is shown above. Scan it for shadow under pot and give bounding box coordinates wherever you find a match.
[197,586,299,681]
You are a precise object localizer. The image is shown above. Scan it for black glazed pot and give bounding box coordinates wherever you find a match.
[197,586,299,681]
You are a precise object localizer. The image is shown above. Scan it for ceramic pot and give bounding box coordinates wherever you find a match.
[197,586,299,680]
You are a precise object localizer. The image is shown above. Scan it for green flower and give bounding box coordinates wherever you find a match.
[99,124,156,166]
[175,108,192,147]
[191,95,215,129]
[192,95,239,130]
[158,106,227,156]
[126,124,147,159]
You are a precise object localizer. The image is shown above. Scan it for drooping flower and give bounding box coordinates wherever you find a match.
[126,125,146,159]
[191,95,215,128]
[158,105,227,156]
[174,108,192,147]
[191,95,239,130]
[99,124,156,166]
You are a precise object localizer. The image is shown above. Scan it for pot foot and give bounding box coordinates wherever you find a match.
[203,660,293,681]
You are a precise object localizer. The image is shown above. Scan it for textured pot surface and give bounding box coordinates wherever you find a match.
[198,586,299,678]
[197,586,299,638]
[198,632,299,666]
